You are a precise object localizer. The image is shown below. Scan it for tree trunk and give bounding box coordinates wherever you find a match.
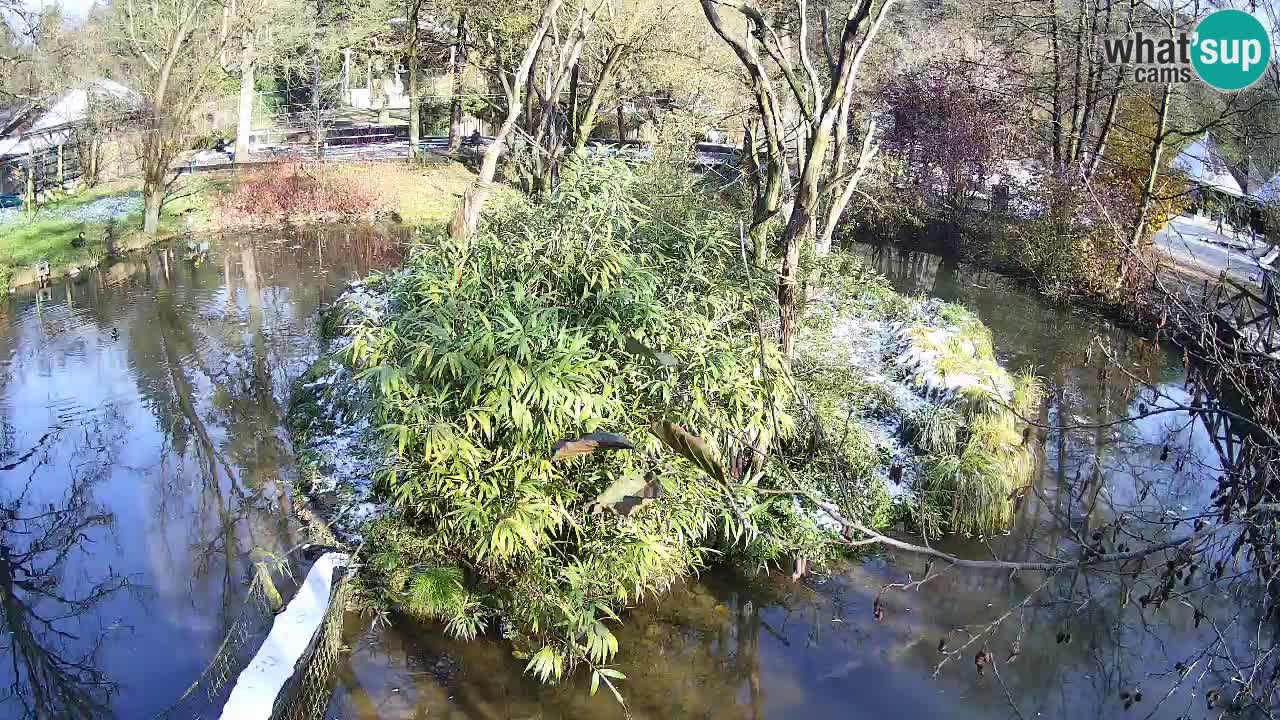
[141,117,172,236]
[567,60,579,144]
[570,45,625,159]
[407,0,421,160]
[1126,81,1172,253]
[1049,0,1064,165]
[1086,74,1122,179]
[408,56,420,160]
[311,0,324,114]
[447,12,467,152]
[235,39,255,163]
[819,121,877,252]
[616,87,625,143]
[448,0,563,244]
[1066,2,1085,163]
[143,168,164,235]
[777,221,804,360]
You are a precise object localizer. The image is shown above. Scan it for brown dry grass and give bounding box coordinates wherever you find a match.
[206,159,493,232]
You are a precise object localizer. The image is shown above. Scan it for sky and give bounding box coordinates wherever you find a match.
[23,0,96,21]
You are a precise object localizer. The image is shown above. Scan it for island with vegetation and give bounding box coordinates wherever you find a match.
[6,0,1280,715]
[288,163,1041,685]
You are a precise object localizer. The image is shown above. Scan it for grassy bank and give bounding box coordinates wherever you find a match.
[196,159,486,233]
[0,159,483,289]
[288,164,1040,690]
[0,181,205,288]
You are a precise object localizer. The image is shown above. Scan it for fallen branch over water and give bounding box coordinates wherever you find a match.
[758,488,1279,572]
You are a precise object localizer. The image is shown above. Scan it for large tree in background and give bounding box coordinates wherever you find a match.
[701,0,894,363]
[222,0,313,163]
[111,0,240,234]
[447,0,569,242]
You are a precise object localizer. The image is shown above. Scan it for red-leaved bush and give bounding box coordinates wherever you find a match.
[878,57,1024,219]
[217,162,388,226]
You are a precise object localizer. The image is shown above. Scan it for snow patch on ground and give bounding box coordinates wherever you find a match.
[0,193,142,226]
[293,280,392,544]
[60,194,142,223]
[888,323,1013,405]
[806,304,925,513]
[805,293,1018,517]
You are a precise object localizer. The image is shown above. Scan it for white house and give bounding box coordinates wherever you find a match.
[0,79,138,160]
[1172,132,1245,199]
[0,79,139,196]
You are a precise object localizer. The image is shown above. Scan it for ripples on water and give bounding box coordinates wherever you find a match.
[0,233,1253,719]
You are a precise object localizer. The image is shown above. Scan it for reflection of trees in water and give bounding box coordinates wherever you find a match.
[115,228,404,637]
[0,225,405,716]
[0,432,130,719]
[332,573,794,720]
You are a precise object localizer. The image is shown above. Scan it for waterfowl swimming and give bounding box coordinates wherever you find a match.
[71,230,86,249]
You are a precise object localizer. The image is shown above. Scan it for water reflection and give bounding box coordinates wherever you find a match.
[0,225,405,718]
[0,426,128,720]
[329,244,1249,720]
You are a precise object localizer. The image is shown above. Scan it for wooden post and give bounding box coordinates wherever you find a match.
[25,148,34,213]
[57,144,64,189]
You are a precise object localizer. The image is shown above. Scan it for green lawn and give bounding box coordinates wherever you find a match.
[0,181,208,288]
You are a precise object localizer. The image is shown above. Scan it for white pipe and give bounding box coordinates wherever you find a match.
[219,552,350,720]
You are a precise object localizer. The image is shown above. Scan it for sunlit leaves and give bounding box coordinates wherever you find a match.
[525,646,564,683]
[339,165,799,690]
[588,471,663,516]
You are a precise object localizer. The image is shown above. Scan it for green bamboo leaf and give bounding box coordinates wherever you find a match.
[650,419,729,485]
[551,432,635,461]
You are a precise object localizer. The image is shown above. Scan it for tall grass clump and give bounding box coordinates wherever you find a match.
[343,164,808,683]
[905,358,1042,536]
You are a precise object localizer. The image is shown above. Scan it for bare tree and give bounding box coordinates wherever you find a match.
[446,11,470,152]
[701,0,893,363]
[114,0,236,234]
[447,0,565,243]
[221,0,311,164]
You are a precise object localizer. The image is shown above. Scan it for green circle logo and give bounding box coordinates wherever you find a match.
[1192,9,1272,91]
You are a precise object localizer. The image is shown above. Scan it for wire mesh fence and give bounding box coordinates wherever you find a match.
[269,563,354,720]
[151,549,353,720]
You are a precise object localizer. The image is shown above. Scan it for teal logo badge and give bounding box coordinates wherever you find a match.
[1103,9,1272,91]
[1191,9,1272,91]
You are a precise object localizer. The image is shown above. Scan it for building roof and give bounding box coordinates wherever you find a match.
[0,79,139,159]
[1172,132,1244,197]
[1254,173,1280,205]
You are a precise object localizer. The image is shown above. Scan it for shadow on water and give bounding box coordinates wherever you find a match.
[0,224,406,718]
[328,243,1261,720]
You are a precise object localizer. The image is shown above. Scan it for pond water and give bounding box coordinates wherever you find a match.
[0,233,1246,719]
[0,225,406,719]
